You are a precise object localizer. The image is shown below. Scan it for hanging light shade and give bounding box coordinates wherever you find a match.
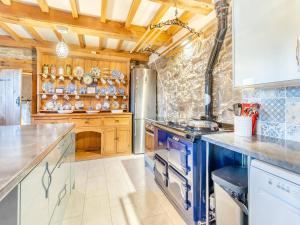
[56,41,69,58]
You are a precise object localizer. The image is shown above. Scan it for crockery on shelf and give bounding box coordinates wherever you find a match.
[107,79,113,85]
[83,72,93,85]
[102,101,110,110]
[99,87,106,95]
[50,74,56,80]
[63,102,72,110]
[79,87,87,94]
[45,100,55,110]
[111,69,121,78]
[66,64,72,76]
[50,64,56,75]
[113,95,117,99]
[64,94,70,101]
[87,86,96,94]
[52,94,58,100]
[96,103,102,111]
[75,101,84,110]
[58,75,64,81]
[95,94,100,99]
[115,79,120,84]
[56,87,64,94]
[112,101,119,109]
[108,85,117,95]
[123,95,127,100]
[58,109,73,114]
[42,64,49,75]
[91,67,101,77]
[100,77,106,84]
[118,88,125,95]
[42,93,47,99]
[67,83,76,94]
[58,66,64,75]
[75,94,80,100]
[121,103,127,110]
[105,95,109,100]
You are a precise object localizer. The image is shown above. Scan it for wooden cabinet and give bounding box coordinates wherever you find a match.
[32,113,132,160]
[103,128,117,155]
[117,128,131,153]
[20,133,75,225]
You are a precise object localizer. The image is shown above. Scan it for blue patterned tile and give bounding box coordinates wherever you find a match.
[259,88,285,98]
[286,86,300,97]
[286,98,300,124]
[260,98,285,123]
[286,124,300,142]
[259,122,285,139]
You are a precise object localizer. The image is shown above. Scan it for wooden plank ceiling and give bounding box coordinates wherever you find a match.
[0,0,214,61]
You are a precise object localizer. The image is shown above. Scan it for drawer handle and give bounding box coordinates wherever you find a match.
[42,162,51,199]
[115,120,119,123]
[85,120,90,124]
[57,184,67,206]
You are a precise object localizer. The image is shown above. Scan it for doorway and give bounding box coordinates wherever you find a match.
[0,69,21,125]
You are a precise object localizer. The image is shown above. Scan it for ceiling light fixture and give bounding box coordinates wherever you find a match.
[149,0,201,37]
[55,26,69,58]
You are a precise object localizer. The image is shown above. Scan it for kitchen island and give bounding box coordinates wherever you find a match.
[0,123,75,225]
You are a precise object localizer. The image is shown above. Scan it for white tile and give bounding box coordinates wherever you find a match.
[62,31,80,45]
[110,205,141,225]
[106,38,120,49]
[107,0,133,23]
[131,0,161,27]
[47,0,72,12]
[85,35,100,48]
[34,27,59,42]
[0,28,8,36]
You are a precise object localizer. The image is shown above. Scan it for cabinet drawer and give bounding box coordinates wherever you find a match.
[71,118,102,127]
[33,118,68,124]
[103,117,130,126]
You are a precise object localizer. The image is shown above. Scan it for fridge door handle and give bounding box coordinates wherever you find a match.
[134,122,136,137]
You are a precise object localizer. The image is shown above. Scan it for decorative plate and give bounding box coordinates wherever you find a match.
[45,100,55,110]
[67,83,76,94]
[121,103,127,110]
[58,110,73,114]
[75,101,84,110]
[112,101,119,109]
[91,67,101,77]
[108,85,117,95]
[74,66,84,77]
[83,73,93,85]
[62,102,72,110]
[102,101,110,110]
[99,87,107,95]
[118,88,125,95]
[96,103,102,111]
[42,82,54,93]
[111,69,122,78]
[79,87,87,94]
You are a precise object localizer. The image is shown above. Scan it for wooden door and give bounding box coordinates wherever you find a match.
[103,128,117,155]
[0,69,21,125]
[116,128,131,154]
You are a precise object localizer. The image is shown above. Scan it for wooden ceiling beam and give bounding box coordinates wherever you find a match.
[69,0,79,19]
[100,0,107,23]
[53,29,63,41]
[125,0,141,28]
[131,4,170,53]
[99,37,106,50]
[0,35,149,61]
[0,0,11,5]
[116,40,123,51]
[0,2,170,45]
[78,34,86,48]
[24,25,44,42]
[0,21,20,40]
[149,0,213,15]
[37,0,49,13]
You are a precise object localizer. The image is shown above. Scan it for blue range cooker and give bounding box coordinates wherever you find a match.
[153,121,218,225]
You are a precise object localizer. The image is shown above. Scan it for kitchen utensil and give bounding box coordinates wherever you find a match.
[233,103,242,116]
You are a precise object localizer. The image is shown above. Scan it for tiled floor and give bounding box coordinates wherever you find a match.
[62,155,188,225]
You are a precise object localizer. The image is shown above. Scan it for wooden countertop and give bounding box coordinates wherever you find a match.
[0,123,74,201]
[202,132,300,174]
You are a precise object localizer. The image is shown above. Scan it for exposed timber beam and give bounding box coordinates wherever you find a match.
[69,0,79,18]
[100,0,107,23]
[37,0,49,13]
[0,2,171,45]
[78,34,86,48]
[125,0,141,28]
[0,0,11,5]
[0,21,20,40]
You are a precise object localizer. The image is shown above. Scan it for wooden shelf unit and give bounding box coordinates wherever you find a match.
[36,50,130,113]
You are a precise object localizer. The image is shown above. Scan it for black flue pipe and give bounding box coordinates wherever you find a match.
[204,0,229,121]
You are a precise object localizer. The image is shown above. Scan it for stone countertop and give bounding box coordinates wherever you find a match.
[202,132,300,174]
[0,123,74,201]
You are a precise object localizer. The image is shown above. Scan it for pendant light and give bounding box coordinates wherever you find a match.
[55,26,69,58]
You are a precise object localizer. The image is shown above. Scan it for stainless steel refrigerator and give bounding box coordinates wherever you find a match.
[131,66,157,154]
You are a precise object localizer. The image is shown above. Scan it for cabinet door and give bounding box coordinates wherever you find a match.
[20,160,50,225]
[116,128,131,154]
[103,128,117,155]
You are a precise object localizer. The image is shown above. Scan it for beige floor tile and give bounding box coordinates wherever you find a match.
[141,214,174,225]
[85,176,108,197]
[62,216,83,225]
[110,205,141,225]
[64,190,85,220]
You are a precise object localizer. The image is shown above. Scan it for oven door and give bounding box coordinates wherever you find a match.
[167,137,192,177]
[154,154,168,188]
[168,165,193,215]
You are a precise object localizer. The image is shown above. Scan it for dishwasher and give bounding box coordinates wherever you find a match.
[250,160,300,225]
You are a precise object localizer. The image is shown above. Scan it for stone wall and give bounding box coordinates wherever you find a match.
[150,14,300,142]
[150,18,241,124]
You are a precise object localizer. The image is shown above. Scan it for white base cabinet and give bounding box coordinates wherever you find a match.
[20,132,75,225]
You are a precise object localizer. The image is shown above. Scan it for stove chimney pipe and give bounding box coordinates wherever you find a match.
[204,0,229,121]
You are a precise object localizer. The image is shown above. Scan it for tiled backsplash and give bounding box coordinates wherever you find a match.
[242,87,300,141]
